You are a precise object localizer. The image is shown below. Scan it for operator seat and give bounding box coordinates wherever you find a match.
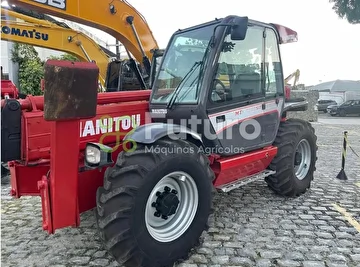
[231,72,261,98]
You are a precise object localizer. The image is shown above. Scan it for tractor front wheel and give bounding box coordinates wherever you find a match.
[95,138,214,267]
[265,118,317,196]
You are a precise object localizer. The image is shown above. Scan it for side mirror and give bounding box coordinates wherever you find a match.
[230,17,248,41]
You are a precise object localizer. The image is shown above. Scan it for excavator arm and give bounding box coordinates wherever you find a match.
[7,0,159,76]
[284,69,300,87]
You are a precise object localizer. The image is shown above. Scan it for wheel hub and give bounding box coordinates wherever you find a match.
[145,171,199,242]
[294,151,302,165]
[294,139,311,180]
[153,186,179,220]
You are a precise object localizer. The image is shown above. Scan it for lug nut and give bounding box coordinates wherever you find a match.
[151,202,157,207]
[156,191,161,196]
[162,215,168,220]
[154,212,160,217]
[164,186,170,192]
[171,189,177,194]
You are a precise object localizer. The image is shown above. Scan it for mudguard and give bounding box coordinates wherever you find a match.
[123,122,203,145]
[283,97,308,112]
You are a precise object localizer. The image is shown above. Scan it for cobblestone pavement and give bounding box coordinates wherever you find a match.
[1,121,360,267]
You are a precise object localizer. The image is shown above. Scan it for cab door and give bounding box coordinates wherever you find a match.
[205,25,284,155]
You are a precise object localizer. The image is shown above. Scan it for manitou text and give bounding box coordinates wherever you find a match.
[80,114,141,138]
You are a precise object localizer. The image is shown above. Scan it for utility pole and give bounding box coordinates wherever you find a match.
[107,40,123,59]
[115,40,120,60]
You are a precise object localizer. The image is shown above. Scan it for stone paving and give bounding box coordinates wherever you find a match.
[1,119,360,267]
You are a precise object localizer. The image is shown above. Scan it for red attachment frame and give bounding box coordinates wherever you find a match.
[1,80,19,99]
[1,90,151,110]
[8,90,151,233]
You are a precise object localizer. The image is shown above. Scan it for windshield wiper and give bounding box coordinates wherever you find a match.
[166,61,202,109]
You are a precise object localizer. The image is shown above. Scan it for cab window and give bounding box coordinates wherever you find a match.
[210,25,264,104]
[264,28,283,97]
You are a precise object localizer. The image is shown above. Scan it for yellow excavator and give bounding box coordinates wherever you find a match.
[285,69,300,87]
[1,9,113,89]
[5,1,162,90]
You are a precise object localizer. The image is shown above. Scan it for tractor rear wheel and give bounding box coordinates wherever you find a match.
[265,118,317,196]
[95,138,214,267]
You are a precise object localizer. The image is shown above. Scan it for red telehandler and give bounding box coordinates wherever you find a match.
[5,1,317,267]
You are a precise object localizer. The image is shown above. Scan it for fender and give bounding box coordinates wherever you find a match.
[283,97,308,112]
[124,122,203,146]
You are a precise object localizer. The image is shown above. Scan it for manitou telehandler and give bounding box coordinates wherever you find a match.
[82,16,318,267]
[5,2,317,267]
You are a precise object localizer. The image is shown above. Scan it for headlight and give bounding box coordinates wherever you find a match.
[84,142,113,168]
[86,145,101,165]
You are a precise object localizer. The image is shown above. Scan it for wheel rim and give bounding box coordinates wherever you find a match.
[294,139,312,180]
[144,171,199,242]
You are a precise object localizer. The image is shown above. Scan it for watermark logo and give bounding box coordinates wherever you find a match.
[89,111,267,154]
[144,144,245,155]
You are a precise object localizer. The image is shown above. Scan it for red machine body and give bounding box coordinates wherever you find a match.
[2,21,299,235]
[1,80,19,99]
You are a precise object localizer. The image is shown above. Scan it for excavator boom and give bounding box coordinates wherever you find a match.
[7,0,159,74]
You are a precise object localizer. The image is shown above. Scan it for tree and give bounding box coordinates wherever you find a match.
[330,0,360,24]
[48,53,80,62]
[11,43,44,96]
[11,43,81,95]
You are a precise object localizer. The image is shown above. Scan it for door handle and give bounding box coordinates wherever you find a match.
[216,115,225,123]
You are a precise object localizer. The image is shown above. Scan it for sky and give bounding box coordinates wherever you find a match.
[77,0,360,86]
[3,0,360,86]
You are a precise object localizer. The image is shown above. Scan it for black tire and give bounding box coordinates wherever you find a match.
[339,109,346,117]
[265,118,317,196]
[95,138,215,267]
[1,164,9,178]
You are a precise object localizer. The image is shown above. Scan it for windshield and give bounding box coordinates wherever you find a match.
[151,23,218,104]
